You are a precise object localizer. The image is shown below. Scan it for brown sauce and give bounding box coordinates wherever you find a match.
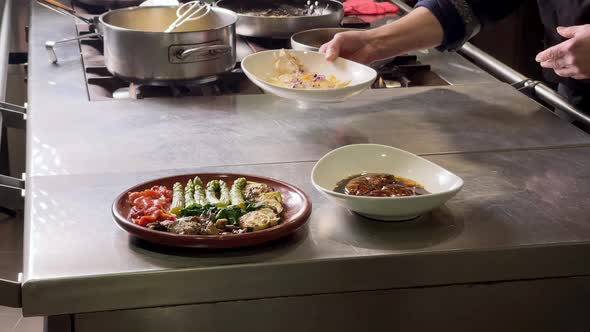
[334,173,429,197]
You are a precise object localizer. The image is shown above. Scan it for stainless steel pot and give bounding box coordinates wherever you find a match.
[38,0,238,83]
[100,6,237,83]
[215,0,344,39]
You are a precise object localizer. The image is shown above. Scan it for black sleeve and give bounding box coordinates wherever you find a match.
[415,0,526,51]
[467,0,525,26]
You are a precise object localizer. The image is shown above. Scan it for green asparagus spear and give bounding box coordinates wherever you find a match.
[193,176,207,207]
[170,182,185,215]
[230,177,247,208]
[218,180,231,207]
[206,180,221,206]
[184,179,196,207]
[206,180,231,207]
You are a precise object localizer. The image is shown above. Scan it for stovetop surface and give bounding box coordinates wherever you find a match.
[72,1,449,101]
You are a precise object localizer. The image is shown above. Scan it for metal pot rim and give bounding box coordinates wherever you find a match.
[98,6,238,35]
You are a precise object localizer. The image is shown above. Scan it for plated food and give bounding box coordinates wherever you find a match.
[267,49,350,89]
[335,173,429,197]
[127,177,284,235]
[112,173,311,248]
[241,50,375,103]
[311,144,463,221]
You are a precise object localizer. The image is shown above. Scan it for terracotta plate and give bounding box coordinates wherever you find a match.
[112,173,312,249]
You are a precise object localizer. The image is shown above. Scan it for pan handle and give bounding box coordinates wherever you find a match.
[45,32,100,64]
[36,0,94,26]
[175,44,232,61]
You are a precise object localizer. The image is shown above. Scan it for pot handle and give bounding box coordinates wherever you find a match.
[45,32,100,64]
[176,44,232,60]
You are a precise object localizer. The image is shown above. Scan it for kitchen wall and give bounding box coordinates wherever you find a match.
[470,0,546,81]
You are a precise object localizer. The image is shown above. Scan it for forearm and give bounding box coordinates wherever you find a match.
[415,0,524,51]
[362,7,444,59]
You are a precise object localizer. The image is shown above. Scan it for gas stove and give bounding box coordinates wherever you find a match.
[72,2,448,101]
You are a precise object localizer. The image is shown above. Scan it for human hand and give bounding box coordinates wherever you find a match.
[535,24,590,80]
[319,31,381,64]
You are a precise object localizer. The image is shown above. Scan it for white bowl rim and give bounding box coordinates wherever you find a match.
[241,49,377,92]
[290,27,364,43]
[311,143,464,201]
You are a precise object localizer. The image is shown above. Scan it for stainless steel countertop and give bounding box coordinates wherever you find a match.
[22,1,590,317]
[28,4,590,177]
[23,148,590,316]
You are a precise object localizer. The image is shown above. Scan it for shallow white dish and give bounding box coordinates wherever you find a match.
[311,144,464,221]
[241,50,377,103]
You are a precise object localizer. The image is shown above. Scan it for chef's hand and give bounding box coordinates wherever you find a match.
[536,24,590,80]
[319,8,444,64]
[319,31,380,64]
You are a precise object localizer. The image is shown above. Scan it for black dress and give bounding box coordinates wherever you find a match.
[416,0,590,112]
[537,0,590,112]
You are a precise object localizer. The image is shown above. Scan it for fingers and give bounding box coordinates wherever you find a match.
[572,74,590,80]
[554,66,579,78]
[325,44,339,61]
[319,35,343,61]
[557,26,578,39]
[535,44,566,63]
[540,57,570,69]
[320,32,354,61]
[319,42,338,61]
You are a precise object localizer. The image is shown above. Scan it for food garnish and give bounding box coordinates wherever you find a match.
[128,186,175,227]
[266,49,351,89]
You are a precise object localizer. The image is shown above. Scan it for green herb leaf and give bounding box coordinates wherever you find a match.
[215,205,244,225]
[245,201,267,212]
[179,203,216,217]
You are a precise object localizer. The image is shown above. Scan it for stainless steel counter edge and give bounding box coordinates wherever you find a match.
[21,242,590,316]
[23,0,590,318]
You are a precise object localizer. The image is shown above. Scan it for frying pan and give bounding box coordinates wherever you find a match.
[75,0,144,8]
[215,0,344,39]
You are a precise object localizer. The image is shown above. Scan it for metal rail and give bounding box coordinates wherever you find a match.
[458,43,590,126]
[390,0,590,127]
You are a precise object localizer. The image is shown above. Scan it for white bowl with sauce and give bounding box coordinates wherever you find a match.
[241,50,377,103]
[311,144,464,221]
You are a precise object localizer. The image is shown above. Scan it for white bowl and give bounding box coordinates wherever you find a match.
[241,50,377,103]
[311,144,464,221]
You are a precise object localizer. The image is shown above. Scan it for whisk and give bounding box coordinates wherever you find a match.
[165,1,211,33]
[305,1,329,15]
